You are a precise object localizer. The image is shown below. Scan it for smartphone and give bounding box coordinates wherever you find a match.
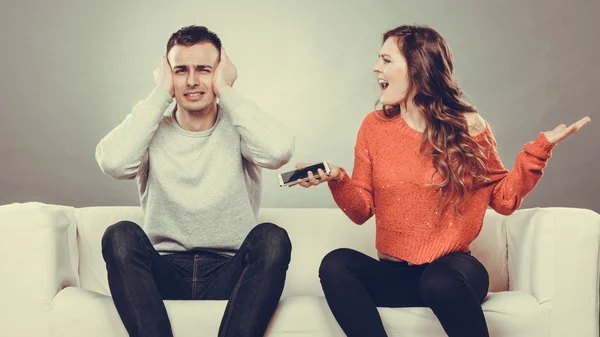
[277,162,331,187]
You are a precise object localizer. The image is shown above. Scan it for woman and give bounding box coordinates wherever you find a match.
[291,25,590,337]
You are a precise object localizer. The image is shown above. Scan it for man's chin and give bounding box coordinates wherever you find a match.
[178,103,216,116]
[175,96,212,111]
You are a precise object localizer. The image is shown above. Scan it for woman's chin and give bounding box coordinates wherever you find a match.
[379,92,403,106]
[380,98,400,106]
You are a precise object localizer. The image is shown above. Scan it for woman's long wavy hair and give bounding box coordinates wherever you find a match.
[380,25,491,214]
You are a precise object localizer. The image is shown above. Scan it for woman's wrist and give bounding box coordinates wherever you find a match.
[332,168,345,181]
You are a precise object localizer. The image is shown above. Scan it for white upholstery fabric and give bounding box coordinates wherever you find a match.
[1,202,599,337]
[50,287,334,337]
[76,206,143,297]
[75,207,510,299]
[376,291,547,337]
[0,202,79,337]
[506,207,600,337]
[49,288,546,337]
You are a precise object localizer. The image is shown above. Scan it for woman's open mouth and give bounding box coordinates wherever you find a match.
[378,79,389,92]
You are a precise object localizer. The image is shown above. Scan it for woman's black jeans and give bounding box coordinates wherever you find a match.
[319,248,489,337]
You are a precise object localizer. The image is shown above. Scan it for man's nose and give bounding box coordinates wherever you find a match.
[187,70,200,87]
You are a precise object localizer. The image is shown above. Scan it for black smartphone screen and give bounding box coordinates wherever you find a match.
[280,162,327,184]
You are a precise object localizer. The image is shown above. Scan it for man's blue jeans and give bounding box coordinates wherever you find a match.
[101,221,292,337]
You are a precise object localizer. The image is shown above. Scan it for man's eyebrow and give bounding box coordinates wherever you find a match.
[172,64,213,71]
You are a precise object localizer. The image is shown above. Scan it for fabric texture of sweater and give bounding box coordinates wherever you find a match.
[96,87,294,254]
[328,111,555,264]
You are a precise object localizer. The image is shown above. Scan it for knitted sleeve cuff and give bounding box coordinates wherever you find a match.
[524,133,556,160]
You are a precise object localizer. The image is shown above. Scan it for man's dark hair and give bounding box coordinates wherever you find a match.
[166,25,222,56]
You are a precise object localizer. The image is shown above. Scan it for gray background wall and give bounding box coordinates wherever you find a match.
[1,0,598,212]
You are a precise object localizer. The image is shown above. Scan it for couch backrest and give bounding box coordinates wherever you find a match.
[75,207,509,298]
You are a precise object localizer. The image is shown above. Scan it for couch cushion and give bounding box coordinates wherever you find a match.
[257,208,378,298]
[323,291,546,337]
[470,209,509,292]
[51,287,545,337]
[75,207,379,298]
[76,206,144,296]
[75,207,509,297]
[0,202,78,337]
[51,287,335,337]
[258,208,509,296]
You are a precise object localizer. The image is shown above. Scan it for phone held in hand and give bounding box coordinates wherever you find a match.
[277,162,331,187]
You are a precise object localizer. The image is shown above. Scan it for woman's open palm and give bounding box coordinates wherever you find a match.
[543,116,591,144]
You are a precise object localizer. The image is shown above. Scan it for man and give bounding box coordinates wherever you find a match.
[96,25,295,337]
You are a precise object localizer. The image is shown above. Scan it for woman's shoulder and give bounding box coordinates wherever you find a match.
[366,110,384,121]
[463,112,489,138]
[358,110,385,129]
[364,109,399,125]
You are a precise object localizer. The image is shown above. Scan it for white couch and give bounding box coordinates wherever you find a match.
[0,202,599,337]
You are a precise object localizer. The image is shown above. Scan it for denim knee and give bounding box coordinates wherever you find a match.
[319,248,357,282]
[248,222,292,267]
[101,221,143,264]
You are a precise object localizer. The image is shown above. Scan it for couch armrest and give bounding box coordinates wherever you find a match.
[0,202,79,337]
[506,207,600,337]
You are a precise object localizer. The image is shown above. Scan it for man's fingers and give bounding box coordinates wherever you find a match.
[159,56,171,73]
[220,47,229,63]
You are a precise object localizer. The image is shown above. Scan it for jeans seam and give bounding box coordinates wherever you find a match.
[192,255,199,299]
[218,266,248,337]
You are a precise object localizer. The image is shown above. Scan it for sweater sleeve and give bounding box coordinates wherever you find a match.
[95,87,173,180]
[483,130,556,215]
[218,88,295,170]
[327,119,375,224]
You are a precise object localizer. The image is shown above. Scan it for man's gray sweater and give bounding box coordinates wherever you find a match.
[96,87,294,253]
